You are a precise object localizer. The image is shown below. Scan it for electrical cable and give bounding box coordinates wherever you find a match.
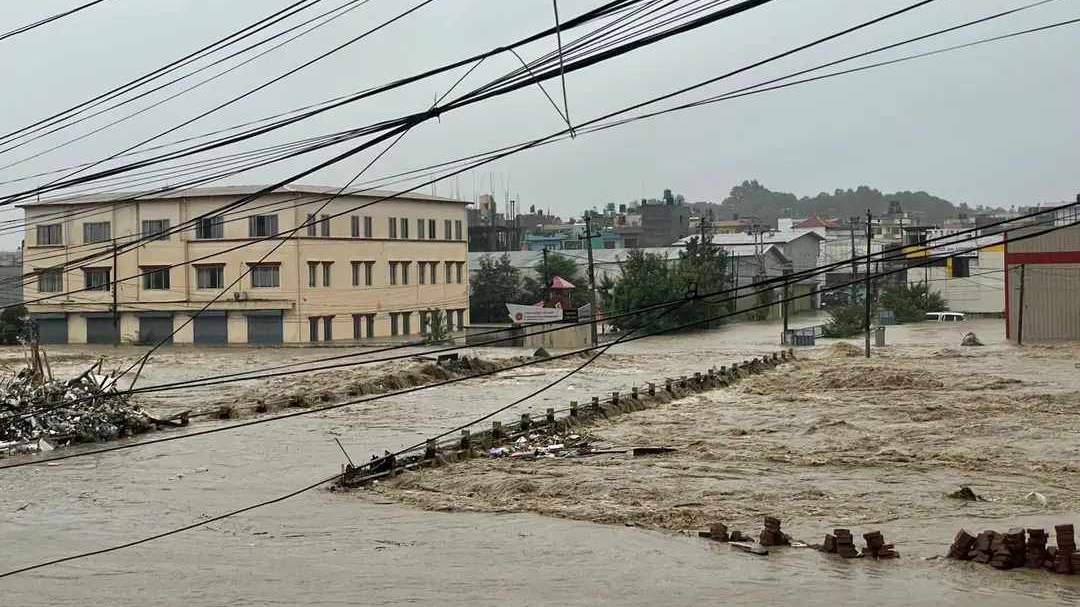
[0,0,113,44]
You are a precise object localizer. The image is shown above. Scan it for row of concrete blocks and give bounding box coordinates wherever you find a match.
[338,350,796,487]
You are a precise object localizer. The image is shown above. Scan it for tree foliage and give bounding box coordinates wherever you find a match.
[520,252,586,305]
[0,305,26,345]
[824,303,869,338]
[879,281,948,323]
[424,309,450,343]
[469,254,522,323]
[601,237,733,332]
[692,179,964,226]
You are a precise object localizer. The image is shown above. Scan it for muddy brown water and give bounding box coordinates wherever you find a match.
[3,316,1080,605]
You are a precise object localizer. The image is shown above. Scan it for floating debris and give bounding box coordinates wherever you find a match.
[0,351,153,456]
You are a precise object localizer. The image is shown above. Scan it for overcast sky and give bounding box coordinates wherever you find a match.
[1,0,1078,248]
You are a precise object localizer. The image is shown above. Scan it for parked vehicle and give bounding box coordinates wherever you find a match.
[925,311,965,322]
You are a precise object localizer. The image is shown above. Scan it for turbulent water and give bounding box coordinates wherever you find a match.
[3,316,1080,605]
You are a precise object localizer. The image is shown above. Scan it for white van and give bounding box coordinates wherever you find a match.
[925,312,965,322]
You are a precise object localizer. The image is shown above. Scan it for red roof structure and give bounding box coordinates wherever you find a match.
[550,276,576,290]
[793,216,841,229]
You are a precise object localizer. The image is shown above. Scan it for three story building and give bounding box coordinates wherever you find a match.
[21,185,469,345]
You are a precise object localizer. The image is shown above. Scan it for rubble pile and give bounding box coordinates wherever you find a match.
[0,358,153,456]
[948,524,1078,574]
[863,531,899,559]
[486,431,593,460]
[824,529,861,558]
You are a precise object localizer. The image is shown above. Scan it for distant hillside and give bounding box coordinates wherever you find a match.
[692,180,971,227]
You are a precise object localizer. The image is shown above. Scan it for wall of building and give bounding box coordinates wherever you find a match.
[1005,224,1080,342]
[22,191,469,344]
[639,203,690,247]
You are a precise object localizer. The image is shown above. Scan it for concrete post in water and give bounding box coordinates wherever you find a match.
[460,429,471,450]
[592,396,601,412]
[492,420,503,439]
[425,439,437,460]
[648,382,656,396]
[632,386,639,400]
[680,375,688,389]
[612,391,620,406]
[520,413,531,431]
[665,379,673,393]
[570,400,579,417]
[546,408,556,424]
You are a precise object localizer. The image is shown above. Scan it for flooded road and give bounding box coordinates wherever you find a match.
[3,315,1080,605]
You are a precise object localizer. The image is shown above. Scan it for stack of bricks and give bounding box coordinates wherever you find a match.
[1054,524,1075,574]
[968,531,995,564]
[989,528,1025,570]
[863,531,899,559]
[948,529,976,560]
[1026,528,1048,568]
[759,516,790,547]
[833,529,860,558]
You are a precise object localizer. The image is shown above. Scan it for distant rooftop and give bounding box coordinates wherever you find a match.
[21,184,465,206]
[793,216,842,229]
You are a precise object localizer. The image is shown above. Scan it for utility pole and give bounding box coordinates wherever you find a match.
[488,202,497,251]
[849,216,859,303]
[1017,263,1026,346]
[112,242,119,347]
[542,247,551,301]
[583,214,599,347]
[782,266,792,339]
[864,210,872,358]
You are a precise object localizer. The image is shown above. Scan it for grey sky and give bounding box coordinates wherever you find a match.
[1,0,1078,249]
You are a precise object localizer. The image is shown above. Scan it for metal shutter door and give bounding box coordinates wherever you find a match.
[86,317,118,344]
[247,315,283,344]
[138,316,174,345]
[35,317,68,344]
[193,315,228,344]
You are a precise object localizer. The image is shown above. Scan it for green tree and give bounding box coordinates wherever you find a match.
[602,237,733,332]
[521,252,586,305]
[0,305,26,345]
[823,302,868,338]
[879,281,948,323]
[424,309,450,343]
[469,254,522,323]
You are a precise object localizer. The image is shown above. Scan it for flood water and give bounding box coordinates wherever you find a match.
[3,314,1080,605]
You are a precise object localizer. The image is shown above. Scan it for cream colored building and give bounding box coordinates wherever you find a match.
[21,185,469,345]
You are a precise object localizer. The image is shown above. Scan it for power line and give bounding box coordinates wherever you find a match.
[0,0,112,43]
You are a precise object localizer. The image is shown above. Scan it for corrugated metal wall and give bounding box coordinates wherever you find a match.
[1008,224,1080,254]
[1007,263,1080,342]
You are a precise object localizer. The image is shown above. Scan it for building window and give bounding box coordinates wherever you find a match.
[401,262,410,285]
[250,215,278,237]
[196,215,223,239]
[37,223,63,245]
[351,216,360,237]
[308,262,318,288]
[84,268,110,291]
[142,219,171,241]
[402,312,411,335]
[353,314,375,339]
[428,219,436,240]
[83,221,110,244]
[400,217,409,239]
[455,261,463,284]
[456,309,465,329]
[323,316,333,341]
[142,266,170,290]
[320,215,330,237]
[351,261,373,287]
[429,261,437,285]
[445,261,452,284]
[309,317,319,342]
[306,214,317,237]
[251,264,280,288]
[444,219,452,240]
[196,265,224,289]
[390,312,399,336]
[364,216,372,238]
[389,217,398,239]
[38,269,62,292]
[418,262,427,284]
[445,309,454,332]
[389,262,398,286]
[454,219,462,240]
[322,262,332,287]
[417,218,425,240]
